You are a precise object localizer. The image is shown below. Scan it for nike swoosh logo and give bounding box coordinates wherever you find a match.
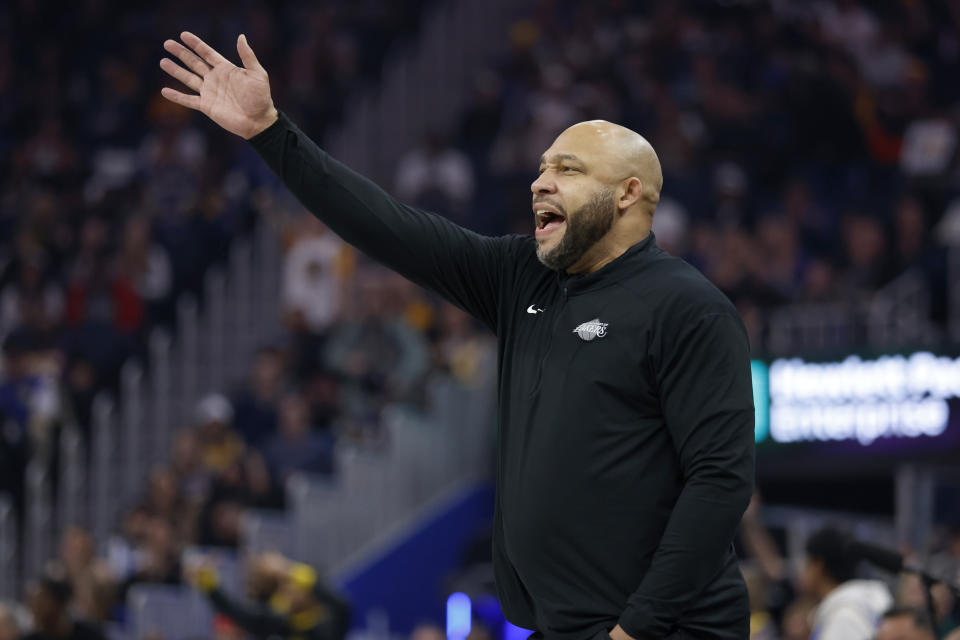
[527,305,544,314]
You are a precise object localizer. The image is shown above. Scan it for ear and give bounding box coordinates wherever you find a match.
[617,177,643,213]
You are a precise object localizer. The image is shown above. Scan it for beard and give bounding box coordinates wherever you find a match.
[536,187,616,271]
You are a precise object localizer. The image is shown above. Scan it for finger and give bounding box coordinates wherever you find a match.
[160,87,201,111]
[164,39,210,78]
[159,58,203,93]
[181,31,229,67]
[236,34,262,71]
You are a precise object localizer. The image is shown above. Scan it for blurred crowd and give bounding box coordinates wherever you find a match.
[402,0,960,349]
[0,0,493,637]
[3,0,960,639]
[736,494,960,640]
[0,0,437,533]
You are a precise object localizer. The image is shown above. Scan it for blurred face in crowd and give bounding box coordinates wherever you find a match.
[843,214,886,269]
[875,612,935,640]
[531,120,661,273]
[247,552,289,601]
[252,349,284,399]
[171,427,201,471]
[243,452,272,497]
[799,556,828,597]
[279,394,310,439]
[27,583,62,628]
[410,624,445,640]
[59,526,95,573]
[780,598,814,640]
[0,603,18,640]
[147,466,179,513]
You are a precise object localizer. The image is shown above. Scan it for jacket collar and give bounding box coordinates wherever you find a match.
[557,231,657,296]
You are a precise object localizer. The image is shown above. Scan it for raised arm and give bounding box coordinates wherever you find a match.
[159,32,521,331]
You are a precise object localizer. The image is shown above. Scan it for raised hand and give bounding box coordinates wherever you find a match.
[160,32,278,139]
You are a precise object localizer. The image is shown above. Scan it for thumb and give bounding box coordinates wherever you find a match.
[237,34,262,71]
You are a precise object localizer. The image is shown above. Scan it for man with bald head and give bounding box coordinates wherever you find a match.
[160,33,754,640]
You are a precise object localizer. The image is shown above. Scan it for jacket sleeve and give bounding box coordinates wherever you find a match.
[313,581,352,640]
[248,112,520,332]
[207,587,291,637]
[619,311,755,637]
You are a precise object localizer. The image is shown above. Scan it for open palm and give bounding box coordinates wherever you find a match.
[159,32,278,139]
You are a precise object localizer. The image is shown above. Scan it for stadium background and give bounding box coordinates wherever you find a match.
[1,0,960,639]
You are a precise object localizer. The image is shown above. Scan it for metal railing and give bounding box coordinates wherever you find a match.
[2,0,520,606]
[0,495,15,600]
[277,355,498,577]
[327,0,522,184]
[765,266,944,355]
[950,246,959,344]
[58,425,87,531]
[24,458,53,585]
[867,267,940,346]
[91,395,120,545]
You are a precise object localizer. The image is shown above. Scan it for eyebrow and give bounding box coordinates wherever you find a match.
[539,153,585,167]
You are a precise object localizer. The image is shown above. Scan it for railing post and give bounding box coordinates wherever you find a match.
[58,425,87,530]
[91,394,117,545]
[121,361,145,506]
[203,269,227,393]
[229,239,254,378]
[24,459,52,583]
[176,295,200,427]
[0,495,16,599]
[150,329,173,464]
[950,246,959,343]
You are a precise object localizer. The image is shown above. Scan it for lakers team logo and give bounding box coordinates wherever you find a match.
[573,318,608,341]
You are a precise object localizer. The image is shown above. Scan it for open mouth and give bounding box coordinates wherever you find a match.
[534,207,566,236]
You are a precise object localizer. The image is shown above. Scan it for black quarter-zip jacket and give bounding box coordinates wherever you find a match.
[250,113,755,640]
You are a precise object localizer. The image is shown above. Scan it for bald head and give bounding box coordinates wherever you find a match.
[531,120,663,273]
[552,120,663,212]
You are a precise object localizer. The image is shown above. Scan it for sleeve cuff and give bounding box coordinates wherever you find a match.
[248,110,290,151]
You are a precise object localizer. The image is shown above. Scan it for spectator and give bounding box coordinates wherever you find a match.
[409,624,445,640]
[119,517,182,590]
[23,564,106,640]
[169,426,212,507]
[197,453,282,548]
[0,602,20,640]
[65,256,143,337]
[432,304,492,389]
[62,358,96,437]
[325,270,429,445]
[394,133,475,218]
[740,565,776,640]
[242,451,285,511]
[282,221,347,335]
[801,527,893,640]
[113,215,172,325]
[875,607,937,640]
[137,466,194,546]
[779,597,816,640]
[232,348,285,446]
[195,394,245,475]
[0,249,63,340]
[841,213,891,293]
[263,393,335,482]
[244,552,291,605]
[0,330,61,461]
[187,558,351,640]
[56,529,116,625]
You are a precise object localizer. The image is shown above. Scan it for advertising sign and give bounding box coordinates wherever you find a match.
[751,351,960,462]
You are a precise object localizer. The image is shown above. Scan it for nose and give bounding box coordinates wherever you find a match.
[531,171,556,196]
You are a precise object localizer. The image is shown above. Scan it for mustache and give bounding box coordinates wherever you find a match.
[532,199,567,215]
